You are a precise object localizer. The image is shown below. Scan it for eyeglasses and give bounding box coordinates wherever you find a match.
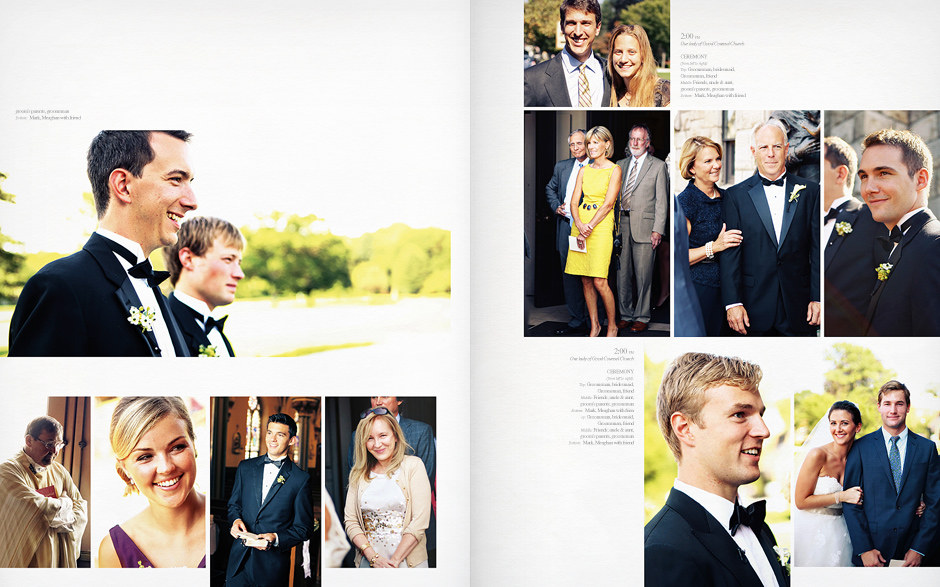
[359,407,390,419]
[38,439,68,451]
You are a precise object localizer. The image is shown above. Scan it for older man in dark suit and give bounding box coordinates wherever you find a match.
[524,0,610,107]
[856,129,940,336]
[645,353,788,587]
[720,119,820,336]
[227,413,314,586]
[9,130,196,356]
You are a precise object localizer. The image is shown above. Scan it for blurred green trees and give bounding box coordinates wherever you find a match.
[0,173,26,302]
[620,0,670,65]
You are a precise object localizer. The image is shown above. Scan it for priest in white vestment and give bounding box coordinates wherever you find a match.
[0,415,87,567]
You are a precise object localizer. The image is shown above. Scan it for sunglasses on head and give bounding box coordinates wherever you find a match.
[359,407,391,419]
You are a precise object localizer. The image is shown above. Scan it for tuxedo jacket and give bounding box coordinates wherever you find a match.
[524,52,611,107]
[546,157,579,253]
[843,429,940,565]
[167,292,235,357]
[615,155,668,243]
[9,233,189,356]
[823,199,885,336]
[226,456,314,586]
[720,173,820,334]
[865,209,940,336]
[645,489,788,587]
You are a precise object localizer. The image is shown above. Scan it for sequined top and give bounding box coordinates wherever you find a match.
[677,180,725,288]
[361,469,407,560]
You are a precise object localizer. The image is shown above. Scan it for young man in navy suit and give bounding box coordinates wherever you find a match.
[645,353,788,587]
[162,216,245,357]
[843,381,940,566]
[9,130,197,356]
[720,120,820,336]
[227,413,314,587]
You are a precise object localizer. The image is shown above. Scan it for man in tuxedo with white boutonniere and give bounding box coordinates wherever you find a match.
[645,353,788,587]
[162,216,245,357]
[9,130,197,356]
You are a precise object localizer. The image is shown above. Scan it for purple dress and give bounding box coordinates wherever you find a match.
[109,525,206,568]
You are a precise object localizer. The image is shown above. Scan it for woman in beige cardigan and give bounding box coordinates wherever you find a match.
[345,409,431,568]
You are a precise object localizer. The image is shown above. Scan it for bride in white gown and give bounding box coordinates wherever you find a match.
[792,400,863,566]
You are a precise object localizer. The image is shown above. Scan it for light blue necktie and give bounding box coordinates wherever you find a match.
[889,436,902,492]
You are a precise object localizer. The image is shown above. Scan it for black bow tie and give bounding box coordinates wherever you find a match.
[128,259,170,288]
[729,499,766,536]
[760,176,785,187]
[263,455,285,466]
[824,206,843,224]
[876,225,904,253]
[205,315,227,334]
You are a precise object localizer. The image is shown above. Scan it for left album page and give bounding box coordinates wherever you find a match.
[0,1,471,586]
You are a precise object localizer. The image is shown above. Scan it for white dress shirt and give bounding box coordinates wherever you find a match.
[261,456,287,505]
[560,48,603,107]
[564,158,588,221]
[758,173,786,244]
[171,290,233,357]
[674,480,780,587]
[96,229,176,357]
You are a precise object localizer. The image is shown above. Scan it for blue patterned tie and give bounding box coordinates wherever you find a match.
[889,436,902,492]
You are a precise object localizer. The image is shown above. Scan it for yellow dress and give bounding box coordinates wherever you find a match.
[565,165,615,278]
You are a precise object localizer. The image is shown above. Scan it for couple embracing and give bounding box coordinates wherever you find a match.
[794,381,940,567]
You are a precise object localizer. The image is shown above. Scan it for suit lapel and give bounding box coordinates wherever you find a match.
[170,293,211,353]
[747,178,778,248]
[898,432,921,496]
[755,524,788,587]
[778,176,801,248]
[259,458,292,514]
[115,281,161,356]
[824,200,861,267]
[545,54,572,107]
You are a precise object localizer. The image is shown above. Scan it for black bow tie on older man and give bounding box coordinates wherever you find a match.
[760,175,785,187]
[729,499,766,536]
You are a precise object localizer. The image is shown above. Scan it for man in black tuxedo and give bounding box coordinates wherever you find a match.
[856,129,940,336]
[546,129,589,335]
[162,216,245,356]
[523,0,610,107]
[227,413,314,587]
[9,130,197,356]
[720,120,820,336]
[822,136,885,336]
[843,381,940,566]
[646,353,788,587]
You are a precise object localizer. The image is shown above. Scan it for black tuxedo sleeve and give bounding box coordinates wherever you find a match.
[227,462,246,526]
[276,475,314,550]
[9,270,87,356]
[911,439,940,556]
[645,541,708,587]
[719,191,743,306]
[910,242,940,336]
[842,443,872,555]
[808,185,820,302]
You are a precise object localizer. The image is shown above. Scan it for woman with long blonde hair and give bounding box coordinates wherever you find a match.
[607,24,670,107]
[345,408,431,568]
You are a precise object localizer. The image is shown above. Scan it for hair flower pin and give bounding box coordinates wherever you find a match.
[876,262,893,281]
[788,184,806,202]
[835,221,853,236]
[198,344,218,357]
[127,306,156,332]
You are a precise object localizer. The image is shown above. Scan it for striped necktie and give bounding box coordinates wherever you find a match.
[621,160,639,211]
[578,64,590,107]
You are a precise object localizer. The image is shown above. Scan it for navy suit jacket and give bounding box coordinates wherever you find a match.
[720,173,819,335]
[168,292,235,357]
[865,209,940,336]
[9,232,188,356]
[645,488,788,587]
[823,199,885,336]
[226,456,314,585]
[524,52,611,107]
[843,429,940,565]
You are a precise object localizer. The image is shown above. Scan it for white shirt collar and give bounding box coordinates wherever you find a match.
[96,229,146,263]
[172,289,213,322]
[828,195,853,212]
[674,479,736,533]
[631,152,648,169]
[560,46,599,74]
[881,426,909,443]
[897,207,927,232]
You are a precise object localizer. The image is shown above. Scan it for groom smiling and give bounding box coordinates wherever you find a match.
[843,380,940,566]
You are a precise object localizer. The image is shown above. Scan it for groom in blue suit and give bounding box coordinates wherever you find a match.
[844,381,940,566]
[227,414,314,586]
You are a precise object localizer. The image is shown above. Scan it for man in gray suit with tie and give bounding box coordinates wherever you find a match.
[615,124,668,333]
[523,0,611,107]
[546,129,590,334]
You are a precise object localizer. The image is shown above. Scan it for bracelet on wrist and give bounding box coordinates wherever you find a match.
[705,241,715,259]
[370,552,380,567]
[359,542,371,553]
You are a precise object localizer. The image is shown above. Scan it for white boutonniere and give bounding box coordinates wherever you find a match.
[773,546,790,575]
[127,306,156,332]
[198,344,218,357]
[788,184,806,202]
[876,262,893,281]
[835,221,853,236]
[276,475,286,485]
